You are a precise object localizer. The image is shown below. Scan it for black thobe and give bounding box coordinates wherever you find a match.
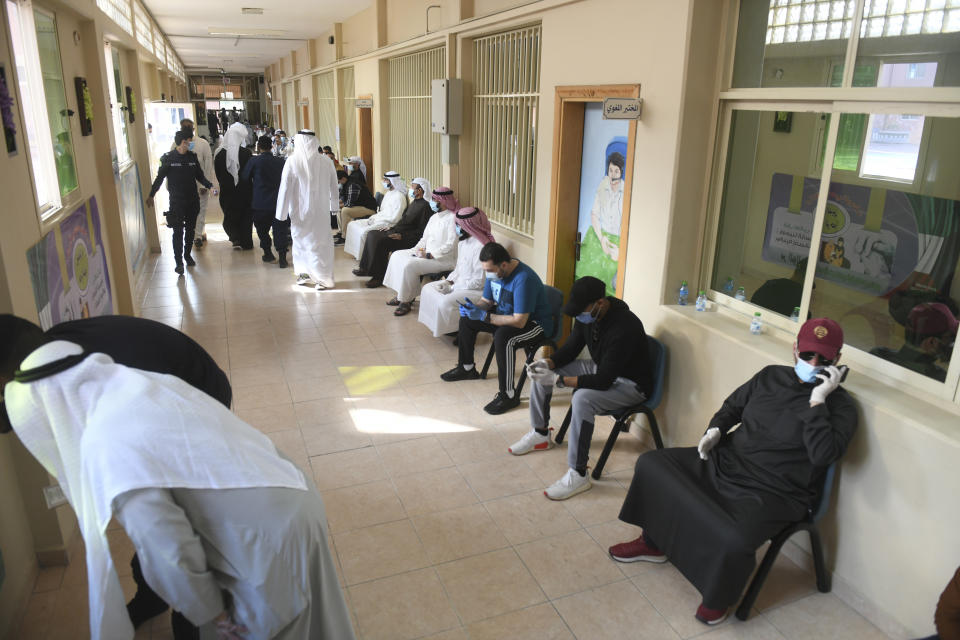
[358,198,434,280]
[619,365,858,609]
[214,147,254,248]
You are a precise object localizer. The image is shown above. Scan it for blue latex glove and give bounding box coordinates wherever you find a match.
[459,298,487,321]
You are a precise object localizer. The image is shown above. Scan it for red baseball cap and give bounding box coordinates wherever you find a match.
[907,302,959,337]
[796,318,844,360]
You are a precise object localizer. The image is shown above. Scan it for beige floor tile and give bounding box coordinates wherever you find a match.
[292,397,354,427]
[320,479,407,533]
[553,580,681,640]
[412,503,509,564]
[515,529,624,599]
[466,602,575,640]
[696,615,788,639]
[310,446,385,491]
[630,562,708,639]
[106,528,136,577]
[459,457,544,501]
[376,436,456,477]
[583,521,658,578]
[376,346,439,366]
[762,593,889,640]
[231,381,292,411]
[393,466,479,516]
[228,363,285,388]
[561,478,628,527]
[320,323,369,341]
[333,519,430,585]
[324,335,378,358]
[483,489,582,545]
[265,428,309,470]
[287,374,349,403]
[301,418,374,456]
[436,548,546,624]
[751,548,818,612]
[236,403,298,434]
[436,428,510,465]
[421,629,469,640]
[348,568,460,640]
[33,565,66,593]
[281,358,340,380]
[16,590,57,638]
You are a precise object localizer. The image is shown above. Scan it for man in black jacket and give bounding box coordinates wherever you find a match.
[353,178,434,288]
[512,276,653,500]
[241,136,289,266]
[336,168,378,245]
[146,129,215,274]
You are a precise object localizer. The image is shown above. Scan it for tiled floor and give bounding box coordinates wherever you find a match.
[16,219,892,639]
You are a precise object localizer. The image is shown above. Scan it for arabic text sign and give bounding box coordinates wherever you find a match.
[602,98,642,120]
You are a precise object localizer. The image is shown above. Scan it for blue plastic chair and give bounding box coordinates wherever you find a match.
[479,285,564,398]
[554,335,667,479]
[735,462,837,620]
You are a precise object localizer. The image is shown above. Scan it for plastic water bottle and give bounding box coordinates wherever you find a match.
[695,290,707,311]
[790,306,801,323]
[749,312,763,335]
[722,277,735,294]
[678,280,689,306]
[735,286,746,302]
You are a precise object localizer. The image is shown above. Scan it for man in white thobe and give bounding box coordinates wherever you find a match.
[344,170,408,259]
[419,206,496,337]
[383,186,459,316]
[1,338,356,640]
[275,130,340,290]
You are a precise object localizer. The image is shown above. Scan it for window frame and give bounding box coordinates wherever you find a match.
[702,0,960,405]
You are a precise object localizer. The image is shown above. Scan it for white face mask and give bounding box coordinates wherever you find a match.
[383,181,391,190]
[408,188,416,198]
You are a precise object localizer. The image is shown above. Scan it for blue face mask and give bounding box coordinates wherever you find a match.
[455,224,463,236]
[576,306,598,324]
[188,141,195,151]
[430,200,440,212]
[408,189,416,198]
[794,358,823,383]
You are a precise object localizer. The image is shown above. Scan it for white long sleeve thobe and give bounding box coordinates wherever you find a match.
[418,235,486,336]
[343,188,407,258]
[383,210,458,302]
[275,138,340,288]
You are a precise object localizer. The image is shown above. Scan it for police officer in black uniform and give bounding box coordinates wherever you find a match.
[146,128,216,274]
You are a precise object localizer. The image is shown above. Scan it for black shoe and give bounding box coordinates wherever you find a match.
[263,249,276,263]
[184,255,195,267]
[365,279,383,288]
[174,264,184,275]
[194,238,203,249]
[127,593,169,629]
[352,268,368,276]
[231,243,242,250]
[334,236,345,246]
[440,365,480,382]
[483,391,521,415]
[278,253,288,268]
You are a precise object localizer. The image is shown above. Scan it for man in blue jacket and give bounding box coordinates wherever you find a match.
[241,136,290,267]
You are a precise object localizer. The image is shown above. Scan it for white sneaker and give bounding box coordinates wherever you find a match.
[544,468,591,500]
[508,429,554,455]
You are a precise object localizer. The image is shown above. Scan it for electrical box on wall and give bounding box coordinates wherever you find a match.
[431,78,462,135]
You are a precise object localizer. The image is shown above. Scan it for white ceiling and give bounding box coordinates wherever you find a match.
[142,0,372,75]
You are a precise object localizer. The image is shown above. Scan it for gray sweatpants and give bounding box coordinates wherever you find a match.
[529,360,646,470]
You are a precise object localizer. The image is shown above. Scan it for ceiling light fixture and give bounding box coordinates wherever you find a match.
[207,27,286,37]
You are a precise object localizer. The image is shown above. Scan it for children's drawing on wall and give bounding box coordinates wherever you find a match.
[575,103,630,296]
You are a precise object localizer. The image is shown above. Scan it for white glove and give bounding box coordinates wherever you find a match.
[810,365,842,406]
[697,427,721,460]
[526,363,559,387]
[435,280,453,294]
[528,358,551,373]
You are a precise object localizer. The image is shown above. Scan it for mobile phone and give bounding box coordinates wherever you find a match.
[456,298,471,307]
[838,365,849,383]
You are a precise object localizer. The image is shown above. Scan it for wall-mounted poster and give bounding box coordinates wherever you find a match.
[25,196,113,329]
[74,77,93,136]
[0,64,17,155]
[118,163,148,272]
[574,102,630,296]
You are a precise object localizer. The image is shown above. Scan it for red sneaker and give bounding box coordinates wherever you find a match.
[608,536,667,563]
[695,603,728,625]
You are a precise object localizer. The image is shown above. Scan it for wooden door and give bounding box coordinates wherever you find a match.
[358,102,374,189]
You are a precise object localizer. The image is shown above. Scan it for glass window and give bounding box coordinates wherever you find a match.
[809,114,960,384]
[856,1,960,87]
[105,43,131,165]
[711,109,828,319]
[34,9,77,199]
[733,0,855,88]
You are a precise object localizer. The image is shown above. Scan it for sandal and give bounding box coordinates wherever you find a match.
[386,296,400,306]
[393,302,412,316]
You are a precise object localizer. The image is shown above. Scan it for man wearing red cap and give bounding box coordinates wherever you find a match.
[608,318,858,626]
[871,302,958,382]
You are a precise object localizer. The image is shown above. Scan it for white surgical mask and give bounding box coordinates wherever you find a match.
[383,180,391,190]
[430,200,440,212]
[408,189,416,198]
[188,141,195,151]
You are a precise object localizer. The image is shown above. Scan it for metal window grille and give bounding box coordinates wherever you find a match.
[96,0,132,35]
[340,66,357,158]
[133,2,152,51]
[165,41,175,71]
[314,71,337,148]
[152,25,163,59]
[388,46,445,188]
[472,25,541,236]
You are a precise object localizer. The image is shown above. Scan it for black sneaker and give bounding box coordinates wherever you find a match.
[333,236,345,246]
[194,238,203,249]
[278,253,288,268]
[174,264,184,275]
[352,268,368,276]
[126,593,169,629]
[263,249,276,263]
[440,365,480,382]
[184,255,196,267]
[483,391,521,415]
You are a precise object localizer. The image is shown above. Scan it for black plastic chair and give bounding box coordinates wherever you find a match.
[479,285,564,398]
[735,462,837,620]
[374,191,384,208]
[554,335,666,479]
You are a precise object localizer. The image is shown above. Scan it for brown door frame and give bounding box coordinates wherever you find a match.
[546,84,640,302]
[357,94,374,189]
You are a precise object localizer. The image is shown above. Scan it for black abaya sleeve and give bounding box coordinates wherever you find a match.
[706,372,759,435]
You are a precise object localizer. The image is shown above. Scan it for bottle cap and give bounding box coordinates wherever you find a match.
[793,306,800,312]
[681,280,687,285]
[699,290,706,295]
[754,312,761,316]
